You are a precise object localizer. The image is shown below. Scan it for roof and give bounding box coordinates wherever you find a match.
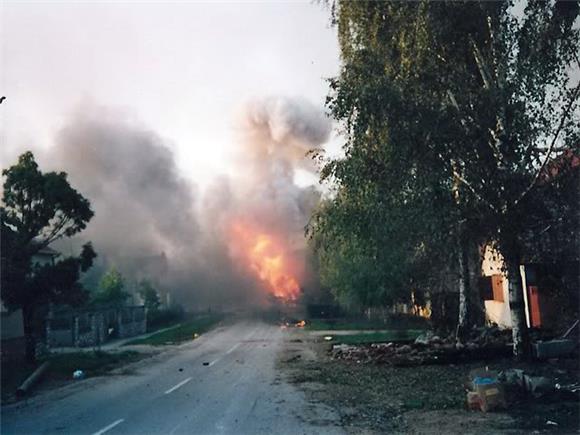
[540,149,580,183]
[35,245,60,257]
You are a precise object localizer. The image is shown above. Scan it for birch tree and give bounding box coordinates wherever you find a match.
[315,0,579,358]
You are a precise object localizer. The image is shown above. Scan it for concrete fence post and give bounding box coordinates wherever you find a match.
[74,316,80,347]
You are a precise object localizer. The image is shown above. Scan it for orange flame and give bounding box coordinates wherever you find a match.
[230,221,300,301]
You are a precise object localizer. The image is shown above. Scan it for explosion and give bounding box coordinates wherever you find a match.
[229,221,301,301]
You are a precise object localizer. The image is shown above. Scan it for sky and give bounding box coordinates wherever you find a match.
[0,1,340,187]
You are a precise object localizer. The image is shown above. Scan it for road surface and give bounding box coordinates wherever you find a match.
[1,321,343,435]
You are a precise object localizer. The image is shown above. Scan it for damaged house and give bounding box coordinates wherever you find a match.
[481,150,579,332]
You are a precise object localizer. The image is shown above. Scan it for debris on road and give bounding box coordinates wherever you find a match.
[324,336,333,341]
[498,368,525,389]
[523,375,553,398]
[202,362,210,366]
[330,326,578,367]
[285,354,302,363]
[555,382,580,399]
[533,339,576,359]
[466,368,507,412]
[331,330,512,366]
[72,369,85,380]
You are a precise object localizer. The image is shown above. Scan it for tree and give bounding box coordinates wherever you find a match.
[316,1,579,358]
[138,279,161,312]
[310,1,483,328]
[93,269,130,307]
[432,1,580,357]
[1,151,95,361]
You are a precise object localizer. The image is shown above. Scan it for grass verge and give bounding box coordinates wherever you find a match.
[331,329,425,345]
[2,350,146,404]
[282,336,580,434]
[124,313,224,346]
[43,350,144,379]
[1,360,37,403]
[306,315,428,331]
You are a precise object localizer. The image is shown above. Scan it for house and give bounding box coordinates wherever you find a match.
[32,245,60,267]
[0,301,25,361]
[1,245,60,361]
[481,150,579,331]
[480,244,580,333]
[481,246,542,329]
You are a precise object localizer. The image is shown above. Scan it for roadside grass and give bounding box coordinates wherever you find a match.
[306,315,428,332]
[331,330,425,345]
[124,313,224,346]
[285,350,580,434]
[43,350,144,380]
[1,360,37,403]
[2,351,145,403]
[145,308,186,333]
[306,319,390,330]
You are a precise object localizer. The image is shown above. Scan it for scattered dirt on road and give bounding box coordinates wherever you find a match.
[279,329,579,434]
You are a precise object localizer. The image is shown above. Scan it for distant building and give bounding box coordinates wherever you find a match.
[32,245,60,267]
[1,245,60,361]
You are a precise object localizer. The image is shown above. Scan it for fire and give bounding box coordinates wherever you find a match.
[230,221,301,301]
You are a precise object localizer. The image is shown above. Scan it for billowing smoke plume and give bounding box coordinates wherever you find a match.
[199,97,330,303]
[47,98,330,309]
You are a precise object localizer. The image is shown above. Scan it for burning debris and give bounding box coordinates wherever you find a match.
[219,97,331,304]
[229,221,301,301]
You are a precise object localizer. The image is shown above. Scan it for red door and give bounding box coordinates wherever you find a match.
[528,286,541,327]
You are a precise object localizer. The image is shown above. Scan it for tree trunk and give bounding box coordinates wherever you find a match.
[506,259,530,360]
[22,305,37,363]
[456,239,470,343]
[466,241,486,327]
[456,239,485,343]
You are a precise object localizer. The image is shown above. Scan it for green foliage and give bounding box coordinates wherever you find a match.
[1,153,96,310]
[138,279,161,312]
[26,243,97,308]
[93,269,130,307]
[1,151,93,253]
[312,0,580,324]
[1,152,96,361]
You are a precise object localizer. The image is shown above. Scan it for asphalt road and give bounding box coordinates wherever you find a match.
[1,321,344,435]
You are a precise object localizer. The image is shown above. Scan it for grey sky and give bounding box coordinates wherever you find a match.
[0,1,340,186]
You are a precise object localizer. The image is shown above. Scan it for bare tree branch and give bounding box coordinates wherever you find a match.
[471,37,508,168]
[451,164,499,214]
[515,80,580,205]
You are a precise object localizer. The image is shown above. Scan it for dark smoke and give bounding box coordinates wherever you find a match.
[47,98,330,309]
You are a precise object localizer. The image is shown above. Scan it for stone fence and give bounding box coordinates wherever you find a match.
[46,306,146,348]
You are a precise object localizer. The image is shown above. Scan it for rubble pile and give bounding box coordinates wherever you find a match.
[331,328,513,366]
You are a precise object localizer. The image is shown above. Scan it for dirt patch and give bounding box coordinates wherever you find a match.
[278,329,579,434]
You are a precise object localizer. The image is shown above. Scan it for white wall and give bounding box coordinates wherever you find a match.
[482,246,512,328]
